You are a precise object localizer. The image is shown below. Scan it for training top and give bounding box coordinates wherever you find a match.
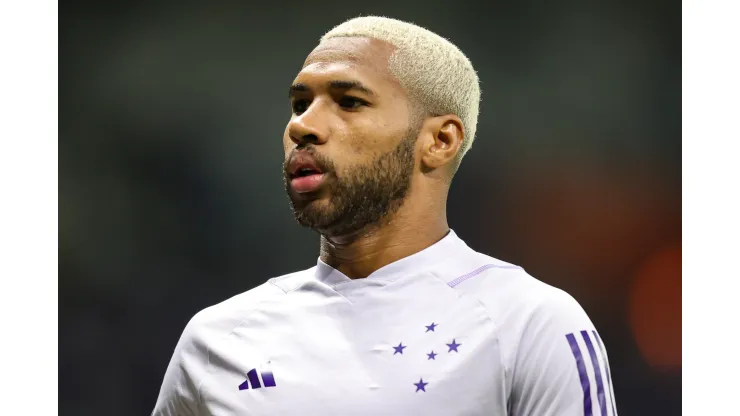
[152,230,618,416]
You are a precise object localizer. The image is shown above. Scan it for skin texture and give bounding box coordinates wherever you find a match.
[283,36,465,279]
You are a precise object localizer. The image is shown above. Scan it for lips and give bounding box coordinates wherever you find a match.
[288,153,324,179]
[291,166,322,178]
[287,152,328,194]
[290,172,327,193]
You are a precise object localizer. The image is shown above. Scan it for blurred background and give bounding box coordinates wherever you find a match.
[59,0,680,414]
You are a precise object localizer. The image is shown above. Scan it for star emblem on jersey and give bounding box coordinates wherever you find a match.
[414,378,429,392]
[386,328,465,394]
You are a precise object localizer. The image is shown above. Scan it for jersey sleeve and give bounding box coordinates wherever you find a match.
[509,290,618,416]
[151,315,207,416]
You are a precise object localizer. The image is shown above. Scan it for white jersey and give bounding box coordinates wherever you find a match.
[152,230,618,416]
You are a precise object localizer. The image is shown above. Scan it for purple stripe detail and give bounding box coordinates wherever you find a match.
[447,264,522,288]
[238,379,250,390]
[566,333,592,416]
[582,331,607,416]
[247,368,261,389]
[593,331,617,416]
[261,371,276,387]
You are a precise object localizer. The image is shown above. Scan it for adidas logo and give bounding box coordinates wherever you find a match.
[238,363,277,390]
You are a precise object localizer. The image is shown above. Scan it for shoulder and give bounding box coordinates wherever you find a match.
[159,268,314,390]
[439,248,586,326]
[185,267,316,338]
[152,267,317,414]
[438,246,595,373]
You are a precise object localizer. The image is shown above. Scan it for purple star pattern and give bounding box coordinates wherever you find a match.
[425,322,438,332]
[393,342,407,355]
[447,339,461,353]
[427,350,437,360]
[414,378,429,392]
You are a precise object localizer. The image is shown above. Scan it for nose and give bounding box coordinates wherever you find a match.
[287,102,329,146]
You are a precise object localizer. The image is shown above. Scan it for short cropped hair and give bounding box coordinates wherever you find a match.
[321,16,481,165]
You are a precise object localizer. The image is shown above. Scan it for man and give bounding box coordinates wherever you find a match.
[152,16,618,416]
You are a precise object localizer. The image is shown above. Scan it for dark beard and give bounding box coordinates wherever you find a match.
[283,133,417,237]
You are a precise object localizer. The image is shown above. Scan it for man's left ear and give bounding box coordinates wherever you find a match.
[420,115,464,170]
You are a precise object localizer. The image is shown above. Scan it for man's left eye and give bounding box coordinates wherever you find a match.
[338,97,366,109]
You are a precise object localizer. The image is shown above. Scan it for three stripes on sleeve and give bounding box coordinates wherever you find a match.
[566,331,618,416]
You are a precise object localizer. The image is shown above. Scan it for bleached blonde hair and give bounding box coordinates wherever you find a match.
[321,16,481,165]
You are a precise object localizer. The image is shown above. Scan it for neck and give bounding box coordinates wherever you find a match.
[319,199,449,279]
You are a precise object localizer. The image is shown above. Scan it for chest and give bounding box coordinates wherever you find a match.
[199,283,508,415]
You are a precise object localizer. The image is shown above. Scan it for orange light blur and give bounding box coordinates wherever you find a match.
[628,245,682,371]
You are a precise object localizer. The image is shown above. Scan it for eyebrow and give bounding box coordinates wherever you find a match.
[288,80,377,98]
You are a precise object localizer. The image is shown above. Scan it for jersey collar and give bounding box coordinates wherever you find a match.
[314,229,466,287]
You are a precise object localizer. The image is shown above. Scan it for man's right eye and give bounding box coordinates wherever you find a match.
[292,100,310,115]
